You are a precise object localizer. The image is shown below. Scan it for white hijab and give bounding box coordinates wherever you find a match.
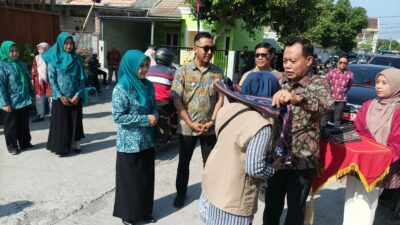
[36,42,50,82]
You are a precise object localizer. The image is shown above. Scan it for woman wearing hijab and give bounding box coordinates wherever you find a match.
[43,32,86,156]
[31,42,51,122]
[199,72,283,225]
[0,40,35,155]
[343,68,400,225]
[112,50,158,225]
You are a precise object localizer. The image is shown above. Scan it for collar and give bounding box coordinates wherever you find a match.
[188,60,212,72]
[281,71,314,89]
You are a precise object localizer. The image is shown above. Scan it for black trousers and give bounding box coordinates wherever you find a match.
[97,69,107,85]
[321,101,345,127]
[263,169,315,225]
[3,105,31,150]
[175,134,216,195]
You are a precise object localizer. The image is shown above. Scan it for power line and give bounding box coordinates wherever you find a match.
[375,16,400,18]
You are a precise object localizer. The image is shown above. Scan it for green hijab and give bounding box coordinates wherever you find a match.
[0,40,29,98]
[42,32,86,80]
[118,50,152,113]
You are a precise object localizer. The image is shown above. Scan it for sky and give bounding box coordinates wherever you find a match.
[350,0,400,40]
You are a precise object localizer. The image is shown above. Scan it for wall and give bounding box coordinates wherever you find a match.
[152,21,181,46]
[101,19,151,66]
[0,6,60,45]
[231,19,263,51]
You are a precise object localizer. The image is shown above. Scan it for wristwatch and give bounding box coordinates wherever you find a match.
[210,119,216,125]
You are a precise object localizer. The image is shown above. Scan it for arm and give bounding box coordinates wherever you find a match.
[325,70,333,82]
[347,71,353,89]
[298,78,334,114]
[149,83,159,118]
[202,94,224,133]
[74,62,87,98]
[272,78,334,114]
[245,125,280,179]
[171,67,204,133]
[386,111,400,160]
[23,63,34,97]
[31,58,37,84]
[111,86,151,127]
[47,64,62,99]
[0,66,11,110]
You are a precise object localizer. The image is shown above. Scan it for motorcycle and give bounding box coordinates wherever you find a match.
[154,103,178,149]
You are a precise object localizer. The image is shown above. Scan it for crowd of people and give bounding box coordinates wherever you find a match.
[0,30,399,225]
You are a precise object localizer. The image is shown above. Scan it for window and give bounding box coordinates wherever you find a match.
[166,33,179,46]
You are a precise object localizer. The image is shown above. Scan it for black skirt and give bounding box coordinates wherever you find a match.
[47,100,84,154]
[113,148,155,221]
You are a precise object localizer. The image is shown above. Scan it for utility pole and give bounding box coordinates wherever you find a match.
[76,0,96,49]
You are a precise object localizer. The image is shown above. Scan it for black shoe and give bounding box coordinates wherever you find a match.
[32,116,44,122]
[21,144,36,150]
[122,219,136,225]
[73,148,82,154]
[8,146,19,155]
[173,194,186,208]
[58,152,69,157]
[143,215,157,223]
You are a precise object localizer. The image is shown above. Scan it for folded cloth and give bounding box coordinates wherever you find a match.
[322,125,361,143]
[213,78,287,155]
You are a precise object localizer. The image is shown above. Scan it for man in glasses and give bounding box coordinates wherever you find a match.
[321,54,353,128]
[239,42,282,86]
[171,31,224,208]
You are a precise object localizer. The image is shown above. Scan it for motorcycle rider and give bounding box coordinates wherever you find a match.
[147,48,176,142]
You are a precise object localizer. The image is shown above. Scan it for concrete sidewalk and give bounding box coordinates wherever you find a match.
[0,87,397,225]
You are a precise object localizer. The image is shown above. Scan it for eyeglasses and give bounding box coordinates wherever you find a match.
[196,45,216,53]
[255,53,269,58]
[338,61,348,64]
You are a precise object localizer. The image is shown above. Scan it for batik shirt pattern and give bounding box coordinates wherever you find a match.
[0,61,33,109]
[326,68,353,101]
[171,61,223,136]
[280,73,334,169]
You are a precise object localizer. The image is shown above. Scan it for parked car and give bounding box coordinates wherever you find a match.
[347,52,358,64]
[342,64,391,122]
[356,53,373,64]
[369,55,400,69]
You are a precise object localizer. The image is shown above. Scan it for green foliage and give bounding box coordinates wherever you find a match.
[19,44,37,69]
[185,0,321,42]
[307,0,368,52]
[377,39,400,51]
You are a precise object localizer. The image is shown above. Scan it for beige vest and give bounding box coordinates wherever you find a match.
[202,102,273,216]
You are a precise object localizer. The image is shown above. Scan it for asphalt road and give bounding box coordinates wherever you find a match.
[0,87,398,225]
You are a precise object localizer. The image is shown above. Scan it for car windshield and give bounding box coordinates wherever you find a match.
[370,56,400,69]
[348,66,384,87]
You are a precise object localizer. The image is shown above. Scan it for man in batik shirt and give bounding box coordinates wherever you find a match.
[321,54,353,127]
[263,38,334,225]
[171,32,224,208]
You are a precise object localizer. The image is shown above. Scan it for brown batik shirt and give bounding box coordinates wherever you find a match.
[280,72,334,170]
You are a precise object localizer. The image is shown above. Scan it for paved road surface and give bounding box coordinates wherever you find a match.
[0,88,397,225]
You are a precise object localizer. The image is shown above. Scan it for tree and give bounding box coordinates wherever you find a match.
[307,0,368,52]
[377,39,400,51]
[185,0,322,42]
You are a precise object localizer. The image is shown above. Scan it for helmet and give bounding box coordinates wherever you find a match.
[155,48,174,67]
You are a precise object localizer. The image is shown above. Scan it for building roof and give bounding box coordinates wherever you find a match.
[148,0,187,18]
[58,0,136,7]
[368,18,378,29]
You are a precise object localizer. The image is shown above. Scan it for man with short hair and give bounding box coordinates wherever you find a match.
[321,54,353,127]
[263,38,334,225]
[106,43,121,89]
[239,42,282,86]
[171,32,224,208]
